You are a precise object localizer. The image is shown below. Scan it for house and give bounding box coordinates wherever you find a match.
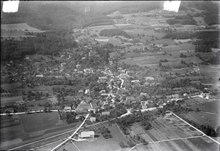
[98,76,108,82]
[145,77,154,81]
[174,39,192,44]
[85,89,90,94]
[75,101,92,113]
[79,131,95,139]
[125,96,136,105]
[131,80,140,83]
[64,106,71,111]
[90,117,96,122]
[141,101,149,109]
[101,111,110,116]
[140,93,150,99]
[84,68,93,73]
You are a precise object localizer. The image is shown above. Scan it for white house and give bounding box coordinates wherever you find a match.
[79,131,95,139]
[90,117,96,122]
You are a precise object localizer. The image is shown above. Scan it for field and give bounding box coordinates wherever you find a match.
[20,112,63,134]
[129,114,202,144]
[180,111,220,130]
[133,136,219,151]
[25,99,52,111]
[127,113,219,151]
[1,23,44,39]
[120,51,202,68]
[56,123,129,151]
[1,96,23,107]
[0,115,27,149]
[192,100,220,114]
[1,23,44,33]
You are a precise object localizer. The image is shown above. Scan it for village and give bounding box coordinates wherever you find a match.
[1,1,220,151]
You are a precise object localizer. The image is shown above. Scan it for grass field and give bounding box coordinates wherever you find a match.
[20,112,63,134]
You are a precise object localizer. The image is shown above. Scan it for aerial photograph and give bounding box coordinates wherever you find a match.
[1,1,220,151]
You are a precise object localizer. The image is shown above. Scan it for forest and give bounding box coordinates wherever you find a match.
[1,30,78,62]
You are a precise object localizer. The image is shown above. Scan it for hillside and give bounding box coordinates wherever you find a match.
[1,1,162,30]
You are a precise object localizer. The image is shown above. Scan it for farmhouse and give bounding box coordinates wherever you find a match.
[75,101,92,113]
[79,131,95,139]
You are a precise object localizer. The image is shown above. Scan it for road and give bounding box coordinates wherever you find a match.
[50,113,90,151]
[0,109,76,116]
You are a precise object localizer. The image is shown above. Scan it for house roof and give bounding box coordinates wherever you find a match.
[75,101,91,113]
[64,106,71,110]
[79,131,95,138]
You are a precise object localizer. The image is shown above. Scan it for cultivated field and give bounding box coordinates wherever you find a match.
[129,115,202,144]
[133,136,219,151]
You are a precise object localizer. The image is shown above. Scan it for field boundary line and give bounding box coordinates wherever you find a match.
[170,111,220,145]
[70,141,81,151]
[129,143,142,151]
